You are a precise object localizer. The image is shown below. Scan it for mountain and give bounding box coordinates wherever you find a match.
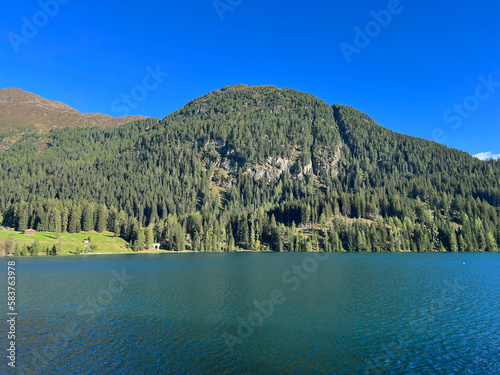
[0,88,144,149]
[0,85,499,254]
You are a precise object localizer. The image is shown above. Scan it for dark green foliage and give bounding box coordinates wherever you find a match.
[5,234,16,255]
[28,240,41,256]
[49,244,59,256]
[0,85,499,253]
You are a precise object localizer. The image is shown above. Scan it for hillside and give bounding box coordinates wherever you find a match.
[0,85,499,254]
[0,230,129,256]
[0,88,144,150]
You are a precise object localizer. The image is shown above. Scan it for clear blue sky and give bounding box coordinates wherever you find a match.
[1,0,499,159]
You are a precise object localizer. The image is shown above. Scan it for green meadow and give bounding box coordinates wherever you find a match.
[0,230,131,255]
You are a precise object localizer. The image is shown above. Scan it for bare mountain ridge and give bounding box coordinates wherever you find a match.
[0,88,145,132]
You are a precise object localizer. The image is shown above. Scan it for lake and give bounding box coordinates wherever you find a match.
[2,253,500,374]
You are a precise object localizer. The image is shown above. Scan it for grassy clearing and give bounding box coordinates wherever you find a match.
[0,230,131,255]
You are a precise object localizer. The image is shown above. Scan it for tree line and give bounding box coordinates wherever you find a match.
[0,85,499,253]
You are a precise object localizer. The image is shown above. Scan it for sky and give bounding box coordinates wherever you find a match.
[1,0,499,159]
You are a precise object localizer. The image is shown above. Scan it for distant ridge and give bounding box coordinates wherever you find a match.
[0,88,145,132]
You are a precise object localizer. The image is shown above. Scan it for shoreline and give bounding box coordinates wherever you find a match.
[2,249,493,257]
[1,249,275,257]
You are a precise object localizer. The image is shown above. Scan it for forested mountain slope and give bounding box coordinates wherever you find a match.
[334,104,500,206]
[0,85,499,253]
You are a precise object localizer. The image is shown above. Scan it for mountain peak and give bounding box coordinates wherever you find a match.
[0,88,145,134]
[218,84,285,93]
[0,88,77,112]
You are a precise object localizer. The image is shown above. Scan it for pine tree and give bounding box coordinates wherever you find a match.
[485,232,498,252]
[137,229,146,251]
[174,224,185,251]
[82,203,94,232]
[357,229,368,252]
[29,241,41,256]
[145,225,154,249]
[50,244,57,256]
[69,205,82,233]
[61,207,69,232]
[474,218,486,251]
[17,201,29,231]
[48,207,61,233]
[56,240,62,255]
[96,204,108,233]
[5,234,16,255]
[449,229,458,252]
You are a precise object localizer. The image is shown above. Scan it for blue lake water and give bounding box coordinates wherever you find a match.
[1,252,500,374]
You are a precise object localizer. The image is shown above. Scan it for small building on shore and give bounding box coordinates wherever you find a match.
[24,229,37,235]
